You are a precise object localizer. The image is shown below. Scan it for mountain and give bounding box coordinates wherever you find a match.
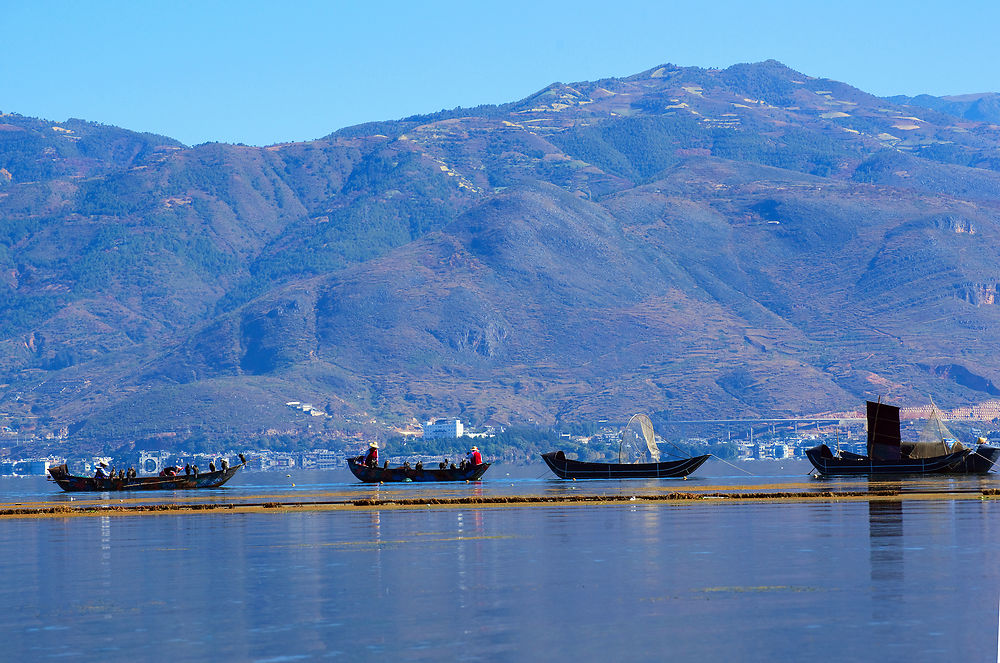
[3,60,1000,451]
[887,92,1000,125]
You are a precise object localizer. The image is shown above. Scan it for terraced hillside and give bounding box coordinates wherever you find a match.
[2,60,1000,449]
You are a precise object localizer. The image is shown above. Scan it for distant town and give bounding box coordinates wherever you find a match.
[3,405,999,477]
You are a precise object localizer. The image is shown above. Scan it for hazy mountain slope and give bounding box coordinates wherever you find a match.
[887,92,1000,125]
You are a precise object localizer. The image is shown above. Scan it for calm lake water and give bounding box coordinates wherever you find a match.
[3,460,999,661]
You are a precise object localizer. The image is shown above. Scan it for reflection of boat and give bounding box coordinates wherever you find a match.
[541,451,710,479]
[48,460,245,492]
[347,458,490,483]
[542,414,710,480]
[807,400,996,475]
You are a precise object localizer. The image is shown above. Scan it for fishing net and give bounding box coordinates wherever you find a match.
[909,403,956,458]
[618,414,661,464]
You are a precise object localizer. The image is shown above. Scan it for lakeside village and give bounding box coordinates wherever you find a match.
[4,399,1000,477]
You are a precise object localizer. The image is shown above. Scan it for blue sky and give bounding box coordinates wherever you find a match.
[4,0,999,146]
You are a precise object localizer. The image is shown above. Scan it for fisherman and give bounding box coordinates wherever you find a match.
[363,442,379,468]
[94,462,110,479]
[466,446,483,466]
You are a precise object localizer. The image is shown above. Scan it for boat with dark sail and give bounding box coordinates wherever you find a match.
[541,414,710,480]
[806,400,996,476]
[48,456,246,492]
[347,457,491,483]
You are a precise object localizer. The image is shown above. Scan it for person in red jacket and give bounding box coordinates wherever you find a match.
[467,446,483,466]
[363,442,379,467]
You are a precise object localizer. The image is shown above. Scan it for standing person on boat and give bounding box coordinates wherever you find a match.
[363,442,379,468]
[467,446,483,466]
[94,462,110,479]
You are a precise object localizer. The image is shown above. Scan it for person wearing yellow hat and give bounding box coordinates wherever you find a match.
[467,446,482,466]
[363,442,379,467]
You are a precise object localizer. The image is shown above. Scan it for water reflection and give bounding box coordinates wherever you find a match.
[868,497,904,619]
[4,499,1000,659]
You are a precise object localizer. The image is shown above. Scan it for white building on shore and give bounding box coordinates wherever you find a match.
[423,419,464,440]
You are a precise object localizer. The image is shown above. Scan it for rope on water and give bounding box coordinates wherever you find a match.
[709,454,756,476]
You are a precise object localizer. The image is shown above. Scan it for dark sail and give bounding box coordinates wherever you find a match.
[867,401,902,460]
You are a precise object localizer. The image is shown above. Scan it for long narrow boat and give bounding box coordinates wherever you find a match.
[541,450,710,479]
[805,445,969,476]
[347,457,491,483]
[806,400,994,476]
[48,460,245,492]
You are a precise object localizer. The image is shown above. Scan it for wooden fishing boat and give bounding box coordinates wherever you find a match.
[805,445,968,476]
[48,459,245,492]
[948,444,1000,474]
[347,457,491,483]
[542,413,710,480]
[540,450,710,479]
[806,400,985,476]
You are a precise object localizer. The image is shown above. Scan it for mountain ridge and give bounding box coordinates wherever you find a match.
[3,60,1000,451]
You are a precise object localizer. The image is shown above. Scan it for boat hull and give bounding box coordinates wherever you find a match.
[347,458,491,483]
[806,444,970,476]
[540,451,710,479]
[47,463,244,492]
[947,445,1000,474]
